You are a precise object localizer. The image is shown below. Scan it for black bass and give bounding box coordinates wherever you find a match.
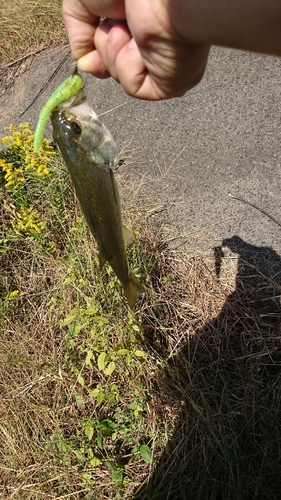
[50,89,144,309]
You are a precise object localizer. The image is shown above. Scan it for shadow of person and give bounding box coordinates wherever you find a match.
[135,236,281,500]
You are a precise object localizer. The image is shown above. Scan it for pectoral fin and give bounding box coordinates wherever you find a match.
[122,225,135,245]
[110,168,121,208]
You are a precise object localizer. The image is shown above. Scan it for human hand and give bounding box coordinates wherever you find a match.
[62,0,211,100]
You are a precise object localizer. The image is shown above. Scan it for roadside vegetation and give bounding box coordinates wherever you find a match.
[0,0,66,66]
[1,3,281,500]
[0,124,170,498]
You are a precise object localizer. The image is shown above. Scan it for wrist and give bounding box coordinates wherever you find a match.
[170,0,281,56]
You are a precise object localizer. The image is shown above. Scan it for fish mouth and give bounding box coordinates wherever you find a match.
[50,109,71,145]
[50,109,70,128]
[50,108,59,123]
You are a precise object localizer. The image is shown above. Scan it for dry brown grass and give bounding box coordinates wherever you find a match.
[1,152,281,498]
[0,0,66,67]
[134,230,281,499]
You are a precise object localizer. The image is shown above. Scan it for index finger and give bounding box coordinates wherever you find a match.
[63,0,126,60]
[63,0,100,59]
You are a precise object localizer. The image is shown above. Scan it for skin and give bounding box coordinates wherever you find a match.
[63,0,281,101]
[33,72,83,151]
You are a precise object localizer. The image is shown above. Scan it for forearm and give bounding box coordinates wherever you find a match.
[172,0,281,56]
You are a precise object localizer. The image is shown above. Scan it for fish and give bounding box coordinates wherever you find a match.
[50,89,145,309]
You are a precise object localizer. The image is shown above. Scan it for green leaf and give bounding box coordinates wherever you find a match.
[103,361,116,376]
[85,305,98,315]
[96,433,103,449]
[115,348,130,355]
[107,392,116,404]
[77,374,85,387]
[97,391,105,404]
[90,456,102,467]
[85,350,93,366]
[74,392,84,406]
[68,323,76,336]
[89,388,99,398]
[140,444,152,464]
[134,350,146,358]
[85,424,94,441]
[98,352,108,371]
[93,316,109,325]
[68,322,84,337]
[63,274,75,285]
[112,469,123,488]
[73,323,84,336]
[60,313,76,327]
[97,419,116,432]
[56,437,67,453]
[104,460,116,471]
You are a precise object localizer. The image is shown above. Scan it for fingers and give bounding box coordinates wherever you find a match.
[63,0,99,59]
[77,20,131,78]
[63,0,211,100]
[114,38,164,99]
[77,50,111,78]
[94,21,133,81]
[63,1,128,76]
[93,21,165,99]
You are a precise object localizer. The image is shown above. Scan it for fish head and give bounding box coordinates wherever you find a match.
[51,97,117,167]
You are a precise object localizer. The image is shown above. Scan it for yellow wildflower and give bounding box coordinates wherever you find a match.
[7,290,20,299]
[13,206,45,234]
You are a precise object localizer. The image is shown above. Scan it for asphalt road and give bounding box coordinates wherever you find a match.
[1,46,281,256]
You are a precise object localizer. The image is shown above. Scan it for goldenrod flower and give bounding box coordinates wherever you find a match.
[0,122,56,243]
[6,290,20,300]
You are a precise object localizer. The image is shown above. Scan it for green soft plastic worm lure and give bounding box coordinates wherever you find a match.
[33,70,83,152]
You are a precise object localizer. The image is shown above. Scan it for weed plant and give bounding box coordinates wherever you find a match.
[0,124,168,499]
[1,124,281,499]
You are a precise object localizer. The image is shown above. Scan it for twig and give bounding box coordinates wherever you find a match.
[98,101,130,117]
[0,46,48,70]
[229,193,281,228]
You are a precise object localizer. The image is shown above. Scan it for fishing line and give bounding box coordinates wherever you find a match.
[19,48,71,117]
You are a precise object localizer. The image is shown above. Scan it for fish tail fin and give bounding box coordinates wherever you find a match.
[124,272,145,309]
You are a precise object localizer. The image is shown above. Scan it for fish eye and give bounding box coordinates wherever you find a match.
[72,121,82,135]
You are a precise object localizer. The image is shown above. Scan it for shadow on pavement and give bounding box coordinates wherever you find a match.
[135,235,281,500]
